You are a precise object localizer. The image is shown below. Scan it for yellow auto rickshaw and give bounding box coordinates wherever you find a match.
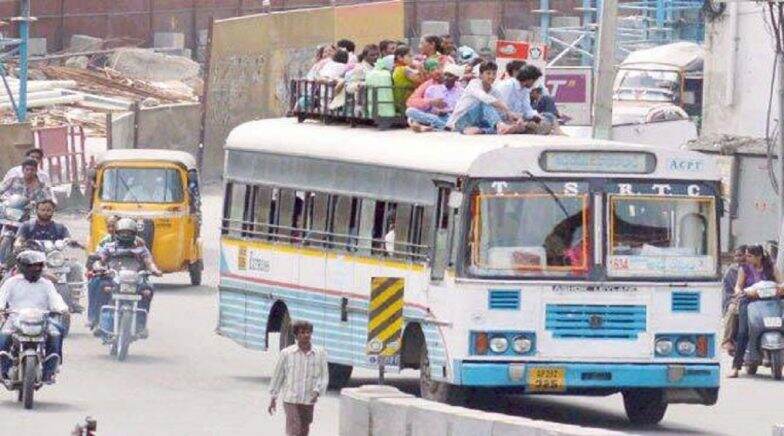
[87,149,203,285]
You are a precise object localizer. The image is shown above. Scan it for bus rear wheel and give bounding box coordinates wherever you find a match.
[418,346,464,405]
[327,363,353,390]
[622,389,668,426]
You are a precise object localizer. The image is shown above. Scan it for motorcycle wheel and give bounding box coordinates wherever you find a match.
[772,351,783,380]
[21,356,37,410]
[117,311,133,362]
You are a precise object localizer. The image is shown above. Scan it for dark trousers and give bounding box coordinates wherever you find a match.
[0,320,63,380]
[87,276,112,325]
[733,300,750,369]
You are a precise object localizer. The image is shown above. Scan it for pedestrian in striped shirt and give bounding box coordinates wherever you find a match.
[268,320,329,436]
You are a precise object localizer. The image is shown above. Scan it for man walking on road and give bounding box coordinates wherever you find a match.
[268,320,328,436]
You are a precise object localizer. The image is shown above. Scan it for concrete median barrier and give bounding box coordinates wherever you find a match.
[340,385,630,436]
[340,385,415,436]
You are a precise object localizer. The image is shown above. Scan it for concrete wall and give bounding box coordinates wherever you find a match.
[0,122,34,174]
[702,4,777,138]
[203,1,404,181]
[136,102,202,158]
[106,103,201,171]
[340,385,629,436]
[108,111,135,150]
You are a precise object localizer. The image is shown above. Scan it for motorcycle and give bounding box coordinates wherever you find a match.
[95,254,152,361]
[24,239,86,337]
[743,281,784,379]
[0,309,62,409]
[0,194,33,273]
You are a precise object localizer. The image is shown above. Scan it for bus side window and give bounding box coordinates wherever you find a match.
[372,201,397,256]
[357,198,376,256]
[224,182,249,238]
[431,186,453,281]
[276,189,297,243]
[308,192,330,247]
[250,185,274,240]
[329,195,353,251]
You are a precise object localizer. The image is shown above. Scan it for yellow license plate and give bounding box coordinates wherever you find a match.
[527,367,566,392]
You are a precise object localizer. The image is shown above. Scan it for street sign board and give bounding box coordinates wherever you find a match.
[366,277,404,363]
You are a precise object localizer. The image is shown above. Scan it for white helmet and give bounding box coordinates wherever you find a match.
[116,218,137,233]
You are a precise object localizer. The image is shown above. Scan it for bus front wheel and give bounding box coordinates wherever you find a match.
[622,389,668,426]
[418,346,464,405]
[327,363,352,390]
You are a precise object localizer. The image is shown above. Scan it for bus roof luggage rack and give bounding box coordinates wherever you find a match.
[288,79,408,130]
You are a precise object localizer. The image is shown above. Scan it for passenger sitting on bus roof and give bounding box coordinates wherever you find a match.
[306,44,336,80]
[445,61,521,135]
[441,35,456,61]
[379,39,397,57]
[317,49,350,81]
[336,39,357,66]
[392,46,425,114]
[497,60,525,82]
[531,86,559,118]
[496,64,541,121]
[346,44,380,90]
[406,64,465,133]
[414,35,454,70]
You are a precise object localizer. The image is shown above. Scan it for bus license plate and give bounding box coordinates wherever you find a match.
[528,367,566,392]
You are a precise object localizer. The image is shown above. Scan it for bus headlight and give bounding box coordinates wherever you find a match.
[489,336,509,353]
[676,338,696,356]
[512,336,532,354]
[655,339,673,356]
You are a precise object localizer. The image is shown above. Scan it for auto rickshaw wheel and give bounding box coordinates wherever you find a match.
[188,261,203,286]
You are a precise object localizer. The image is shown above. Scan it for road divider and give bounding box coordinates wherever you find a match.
[340,385,630,436]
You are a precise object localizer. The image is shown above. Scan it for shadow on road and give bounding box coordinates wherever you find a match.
[0,399,83,413]
[231,375,272,385]
[98,353,179,366]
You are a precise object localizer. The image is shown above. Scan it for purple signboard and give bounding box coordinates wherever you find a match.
[545,73,588,104]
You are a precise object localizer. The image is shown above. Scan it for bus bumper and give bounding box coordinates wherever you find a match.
[454,361,719,392]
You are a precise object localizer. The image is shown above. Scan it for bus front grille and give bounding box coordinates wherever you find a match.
[545,304,646,340]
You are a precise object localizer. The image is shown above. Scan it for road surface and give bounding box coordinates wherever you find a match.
[0,186,778,436]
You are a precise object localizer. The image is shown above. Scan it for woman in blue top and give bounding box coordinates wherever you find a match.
[728,245,782,377]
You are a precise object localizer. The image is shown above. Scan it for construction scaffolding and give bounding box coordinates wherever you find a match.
[543,0,705,66]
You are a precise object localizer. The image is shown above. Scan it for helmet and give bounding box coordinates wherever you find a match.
[17,250,46,282]
[115,218,138,246]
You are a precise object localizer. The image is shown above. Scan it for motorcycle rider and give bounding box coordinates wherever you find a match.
[92,218,162,336]
[0,159,53,268]
[0,251,67,383]
[2,149,51,186]
[14,198,84,313]
[14,198,70,248]
[729,245,784,378]
[86,216,144,329]
[0,158,52,203]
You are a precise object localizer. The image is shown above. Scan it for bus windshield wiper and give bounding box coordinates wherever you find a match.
[521,170,570,218]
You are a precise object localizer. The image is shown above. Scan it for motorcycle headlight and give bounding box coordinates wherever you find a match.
[15,320,44,337]
[47,250,65,268]
[489,336,509,353]
[655,339,673,356]
[676,338,696,356]
[512,336,533,354]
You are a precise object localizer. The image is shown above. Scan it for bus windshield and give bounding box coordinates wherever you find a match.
[467,181,591,278]
[608,192,717,278]
[101,168,184,203]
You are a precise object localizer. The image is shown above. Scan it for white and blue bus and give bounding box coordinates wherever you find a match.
[218,118,721,424]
